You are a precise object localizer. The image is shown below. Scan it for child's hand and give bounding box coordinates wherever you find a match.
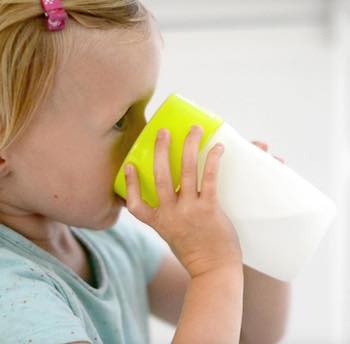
[251,140,285,164]
[124,125,242,278]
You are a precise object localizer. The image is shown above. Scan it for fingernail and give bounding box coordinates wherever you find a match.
[124,164,133,174]
[158,128,168,139]
[191,125,203,134]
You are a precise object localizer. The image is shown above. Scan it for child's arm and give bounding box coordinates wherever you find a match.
[147,137,290,342]
[125,125,244,342]
[148,251,290,344]
[171,264,243,344]
[239,265,290,344]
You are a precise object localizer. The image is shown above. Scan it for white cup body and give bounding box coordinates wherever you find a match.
[196,122,337,281]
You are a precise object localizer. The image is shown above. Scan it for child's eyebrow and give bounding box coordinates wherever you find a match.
[118,88,155,116]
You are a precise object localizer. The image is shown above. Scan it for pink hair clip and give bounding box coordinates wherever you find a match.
[40,0,68,31]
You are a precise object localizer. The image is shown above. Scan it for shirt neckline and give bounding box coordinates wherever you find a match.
[69,226,108,294]
[0,223,108,295]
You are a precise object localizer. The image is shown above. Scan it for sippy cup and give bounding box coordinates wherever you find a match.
[114,94,337,282]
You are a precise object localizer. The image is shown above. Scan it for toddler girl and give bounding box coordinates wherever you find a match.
[0,1,290,343]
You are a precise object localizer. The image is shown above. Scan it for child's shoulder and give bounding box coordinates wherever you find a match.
[0,248,91,343]
[0,245,44,270]
[0,245,72,308]
[0,246,57,286]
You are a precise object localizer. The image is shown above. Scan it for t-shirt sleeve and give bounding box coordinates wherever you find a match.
[0,253,92,344]
[117,212,169,284]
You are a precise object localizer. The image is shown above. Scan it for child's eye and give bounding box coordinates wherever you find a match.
[113,115,127,130]
[113,107,132,131]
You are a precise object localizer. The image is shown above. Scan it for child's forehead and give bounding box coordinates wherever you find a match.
[49,21,161,114]
[59,20,156,72]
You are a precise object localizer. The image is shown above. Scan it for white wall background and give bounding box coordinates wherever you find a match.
[125,0,350,343]
[329,4,350,343]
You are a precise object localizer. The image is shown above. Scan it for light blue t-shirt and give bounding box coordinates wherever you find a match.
[0,213,168,344]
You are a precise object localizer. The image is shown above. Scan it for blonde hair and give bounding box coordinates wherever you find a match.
[0,0,150,151]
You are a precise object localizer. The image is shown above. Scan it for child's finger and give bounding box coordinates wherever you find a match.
[274,155,285,164]
[154,129,177,206]
[124,164,154,224]
[251,141,268,151]
[179,125,203,200]
[199,143,225,202]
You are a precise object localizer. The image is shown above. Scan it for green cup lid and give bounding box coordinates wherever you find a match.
[114,93,224,208]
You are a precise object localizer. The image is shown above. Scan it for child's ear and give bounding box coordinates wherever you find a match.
[0,154,11,178]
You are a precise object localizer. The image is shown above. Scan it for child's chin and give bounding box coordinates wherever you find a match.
[94,208,123,230]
